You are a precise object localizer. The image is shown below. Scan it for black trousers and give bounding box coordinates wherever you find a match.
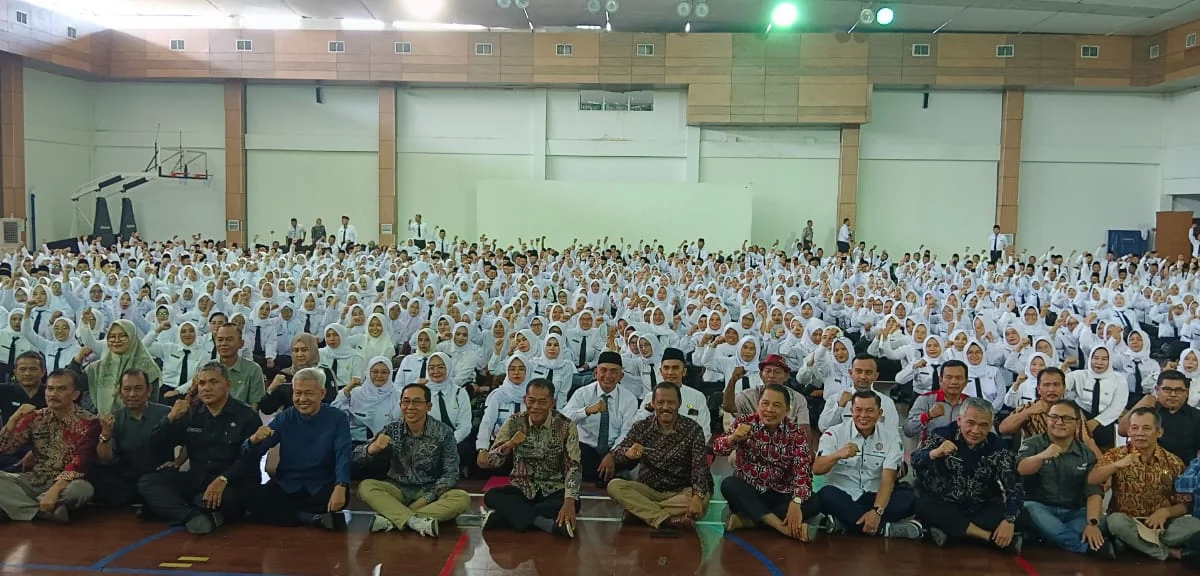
[137,469,250,524]
[720,476,819,521]
[990,250,1002,264]
[580,443,635,483]
[88,465,142,507]
[247,480,335,526]
[814,485,917,528]
[915,495,1007,540]
[837,241,849,254]
[483,486,580,532]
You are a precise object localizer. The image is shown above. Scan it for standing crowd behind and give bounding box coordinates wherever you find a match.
[3,216,1200,567]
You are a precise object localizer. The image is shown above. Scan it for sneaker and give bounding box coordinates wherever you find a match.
[184,513,215,535]
[929,526,948,547]
[883,520,924,540]
[319,511,348,531]
[1002,533,1023,555]
[36,506,69,524]
[412,516,439,538]
[370,515,396,533]
[552,521,575,539]
[803,517,822,543]
[211,511,225,529]
[1090,539,1117,561]
[481,509,499,530]
[824,516,846,534]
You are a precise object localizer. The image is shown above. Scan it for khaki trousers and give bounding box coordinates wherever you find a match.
[607,478,696,528]
[357,479,470,529]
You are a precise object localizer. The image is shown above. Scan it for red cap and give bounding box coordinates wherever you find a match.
[758,354,791,374]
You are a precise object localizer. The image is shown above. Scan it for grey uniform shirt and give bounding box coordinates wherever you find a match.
[1016,434,1100,509]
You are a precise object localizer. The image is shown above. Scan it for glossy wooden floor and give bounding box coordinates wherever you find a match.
[1,477,1194,576]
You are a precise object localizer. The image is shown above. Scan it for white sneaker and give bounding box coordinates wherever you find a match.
[410,515,438,537]
[370,515,396,533]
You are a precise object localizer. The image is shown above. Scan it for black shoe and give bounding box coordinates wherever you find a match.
[929,526,948,547]
[552,521,575,539]
[319,511,347,531]
[1090,540,1117,561]
[1004,534,1023,556]
[184,513,215,535]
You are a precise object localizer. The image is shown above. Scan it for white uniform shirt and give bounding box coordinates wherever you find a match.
[818,386,900,435]
[562,382,638,450]
[818,419,903,500]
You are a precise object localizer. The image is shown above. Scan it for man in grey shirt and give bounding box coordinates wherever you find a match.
[91,368,173,506]
[904,360,970,443]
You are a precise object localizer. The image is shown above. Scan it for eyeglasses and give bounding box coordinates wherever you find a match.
[399,399,428,406]
[1159,387,1188,394]
[1046,414,1079,423]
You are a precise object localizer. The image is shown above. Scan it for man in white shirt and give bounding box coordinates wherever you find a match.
[285,219,306,252]
[818,353,900,435]
[837,219,853,255]
[433,229,452,259]
[637,347,711,442]
[987,225,1008,264]
[337,216,358,251]
[813,390,922,539]
[562,351,638,486]
[686,238,708,261]
[408,215,429,250]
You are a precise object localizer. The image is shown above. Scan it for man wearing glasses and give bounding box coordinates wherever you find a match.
[1121,370,1200,464]
[1016,400,1114,559]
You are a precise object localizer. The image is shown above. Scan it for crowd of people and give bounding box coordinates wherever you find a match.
[2,215,1200,567]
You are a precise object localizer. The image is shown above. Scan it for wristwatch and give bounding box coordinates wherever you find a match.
[873,506,886,516]
[98,434,111,443]
[792,496,804,506]
[1088,518,1100,526]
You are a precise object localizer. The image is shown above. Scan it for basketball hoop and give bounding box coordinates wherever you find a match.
[169,171,209,180]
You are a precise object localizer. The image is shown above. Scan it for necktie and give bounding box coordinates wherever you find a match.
[33,311,43,333]
[1120,312,1130,329]
[180,349,191,385]
[7,336,16,367]
[53,347,63,370]
[341,228,346,245]
[993,236,998,251]
[546,368,554,384]
[419,357,428,379]
[254,326,263,355]
[210,345,218,359]
[535,302,539,316]
[332,359,339,379]
[741,375,751,391]
[438,390,452,425]
[579,336,587,366]
[1133,359,1142,393]
[597,393,612,452]
[1090,378,1102,416]
[649,363,657,387]
[931,364,941,391]
[304,314,312,334]
[427,307,433,321]
[973,377,983,399]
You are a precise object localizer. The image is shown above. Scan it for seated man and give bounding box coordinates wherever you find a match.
[817,354,899,435]
[724,354,809,435]
[562,351,637,485]
[904,361,970,444]
[913,397,1023,552]
[637,347,711,442]
[1000,367,1068,444]
[813,390,922,539]
[90,368,173,506]
[1121,370,1200,464]
[0,351,47,469]
[357,383,471,537]
[244,368,351,530]
[610,382,713,530]
[138,362,260,535]
[1089,407,1198,561]
[0,369,98,522]
[715,383,819,541]
[1016,399,1112,558]
[482,378,581,538]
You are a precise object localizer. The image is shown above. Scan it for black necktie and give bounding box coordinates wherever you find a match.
[598,393,612,452]
[579,336,587,366]
[254,326,263,355]
[1120,312,1130,329]
[304,314,312,334]
[180,349,191,385]
[993,236,998,251]
[973,377,983,399]
[931,364,941,391]
[210,344,218,359]
[419,357,428,379]
[7,336,16,367]
[53,347,63,370]
[1090,378,1102,416]
[33,311,43,333]
[649,364,657,387]
[741,375,750,391]
[438,390,452,425]
[1132,359,1143,393]
[332,359,339,378]
[546,368,554,384]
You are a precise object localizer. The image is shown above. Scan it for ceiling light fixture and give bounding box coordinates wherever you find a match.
[240,14,302,29]
[515,0,530,9]
[876,7,894,26]
[770,2,798,28]
[340,18,384,30]
[685,21,691,32]
[587,0,601,14]
[497,0,511,7]
[676,1,691,18]
[605,0,619,13]
[405,0,443,20]
[694,0,708,18]
[392,20,487,31]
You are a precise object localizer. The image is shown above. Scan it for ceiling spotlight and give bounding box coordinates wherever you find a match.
[676,1,691,17]
[497,0,511,6]
[771,2,799,27]
[587,0,601,13]
[876,7,894,25]
[685,21,691,32]
[694,1,708,18]
[514,0,529,9]
[605,0,619,12]
[859,8,874,25]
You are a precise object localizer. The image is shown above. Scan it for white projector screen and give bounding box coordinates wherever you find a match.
[476,179,753,253]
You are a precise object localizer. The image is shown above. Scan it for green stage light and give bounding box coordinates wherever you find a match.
[771,2,799,28]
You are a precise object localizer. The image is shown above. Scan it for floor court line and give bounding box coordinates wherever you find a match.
[90,527,183,570]
[1014,556,1041,576]
[0,563,303,576]
[722,533,785,576]
[438,533,470,576]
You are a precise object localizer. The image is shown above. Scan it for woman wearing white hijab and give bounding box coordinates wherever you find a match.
[0,310,35,381]
[1177,349,1200,408]
[441,323,480,388]
[533,332,575,408]
[1004,352,1051,409]
[143,319,209,399]
[1118,328,1158,406]
[21,312,80,372]
[1065,344,1127,450]
[395,328,437,388]
[695,334,762,393]
[319,323,363,389]
[358,312,396,363]
[333,356,400,444]
[424,352,473,448]
[474,354,529,474]
[896,336,948,397]
[962,341,1003,410]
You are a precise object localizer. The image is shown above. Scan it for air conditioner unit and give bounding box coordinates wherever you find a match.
[0,219,23,250]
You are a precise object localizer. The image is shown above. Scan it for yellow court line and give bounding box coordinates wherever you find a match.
[177,556,210,562]
[158,563,193,568]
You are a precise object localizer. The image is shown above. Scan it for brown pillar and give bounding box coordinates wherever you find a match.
[0,54,26,239]
[837,125,860,230]
[378,86,396,247]
[224,80,246,248]
[996,87,1024,244]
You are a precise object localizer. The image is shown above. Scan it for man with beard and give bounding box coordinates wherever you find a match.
[243,369,351,530]
[609,382,713,530]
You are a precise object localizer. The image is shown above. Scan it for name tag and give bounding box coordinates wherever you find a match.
[186,427,204,433]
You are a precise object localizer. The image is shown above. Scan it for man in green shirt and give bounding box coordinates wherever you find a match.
[214,324,265,409]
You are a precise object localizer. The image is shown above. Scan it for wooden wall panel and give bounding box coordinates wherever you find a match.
[0,53,25,230]
[996,87,1023,241]
[533,33,599,84]
[837,125,859,228]
[224,80,245,248]
[378,86,396,247]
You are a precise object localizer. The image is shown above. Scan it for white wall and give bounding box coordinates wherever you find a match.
[1019,92,1162,253]
[1164,89,1200,200]
[246,84,379,244]
[24,68,92,243]
[859,90,1001,255]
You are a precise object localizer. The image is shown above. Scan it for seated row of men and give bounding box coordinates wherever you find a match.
[0,348,1198,564]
